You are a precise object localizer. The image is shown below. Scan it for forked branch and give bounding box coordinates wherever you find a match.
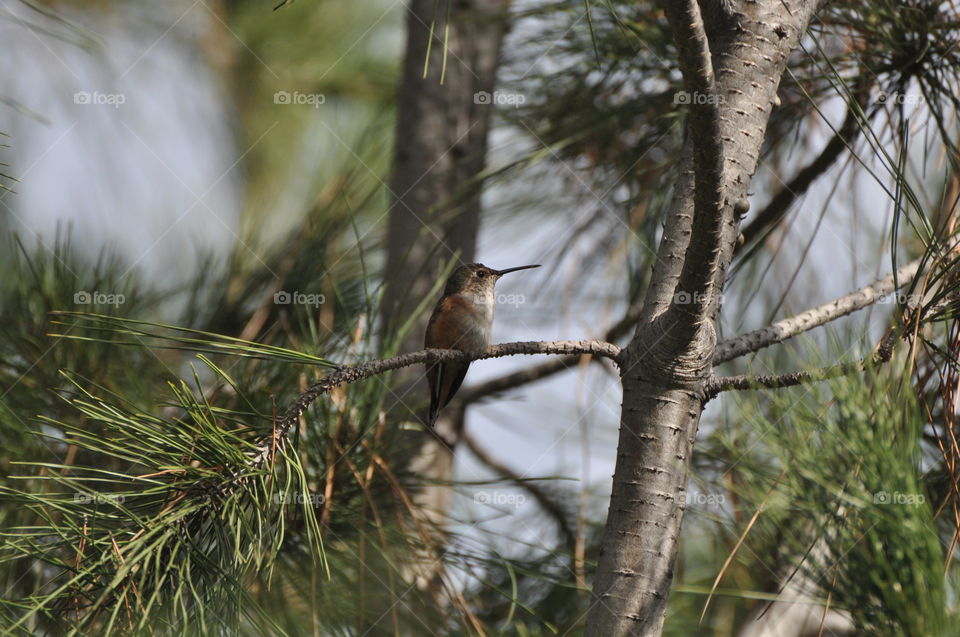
[661,0,726,323]
[457,260,922,404]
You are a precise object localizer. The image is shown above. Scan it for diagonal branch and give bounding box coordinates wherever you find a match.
[713,258,922,364]
[249,340,622,467]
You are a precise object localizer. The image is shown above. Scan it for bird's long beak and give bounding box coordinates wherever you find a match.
[495,264,541,276]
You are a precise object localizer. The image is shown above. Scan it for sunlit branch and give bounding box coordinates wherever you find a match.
[713,258,922,364]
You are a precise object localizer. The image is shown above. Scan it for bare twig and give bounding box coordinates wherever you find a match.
[713,258,922,364]
[706,326,901,399]
[705,362,858,397]
[461,431,577,550]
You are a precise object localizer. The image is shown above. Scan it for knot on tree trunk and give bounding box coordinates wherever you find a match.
[626,316,717,387]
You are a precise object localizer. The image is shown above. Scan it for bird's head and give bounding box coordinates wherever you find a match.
[442,262,540,297]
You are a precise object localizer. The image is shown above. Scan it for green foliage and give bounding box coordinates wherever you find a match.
[2,362,294,634]
[3,0,960,634]
[674,366,954,636]
[0,236,454,635]
[764,373,945,635]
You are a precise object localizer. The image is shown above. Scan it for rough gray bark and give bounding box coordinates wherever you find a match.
[585,2,827,635]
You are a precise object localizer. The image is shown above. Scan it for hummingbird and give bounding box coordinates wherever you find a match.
[424,262,540,427]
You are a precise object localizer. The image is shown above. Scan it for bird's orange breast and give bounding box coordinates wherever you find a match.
[427,295,489,351]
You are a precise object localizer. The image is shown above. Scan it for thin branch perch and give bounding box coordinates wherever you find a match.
[457,304,641,406]
[457,258,921,403]
[406,259,923,416]
[251,340,622,467]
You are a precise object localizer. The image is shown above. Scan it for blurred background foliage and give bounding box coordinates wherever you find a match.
[1,0,960,634]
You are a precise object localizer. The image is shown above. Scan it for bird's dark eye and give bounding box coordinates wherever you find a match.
[476,270,486,278]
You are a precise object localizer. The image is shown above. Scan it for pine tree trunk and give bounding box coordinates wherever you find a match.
[381,0,510,587]
[585,2,826,634]
[382,0,509,353]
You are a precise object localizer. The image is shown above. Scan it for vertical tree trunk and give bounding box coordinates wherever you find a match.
[585,2,825,635]
[381,0,510,589]
[383,0,509,442]
[382,0,508,354]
